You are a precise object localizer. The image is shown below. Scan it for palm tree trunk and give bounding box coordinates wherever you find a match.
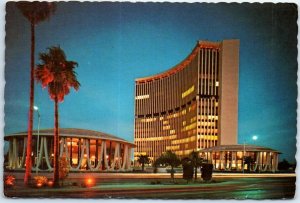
[24,22,35,186]
[195,167,198,181]
[53,97,60,187]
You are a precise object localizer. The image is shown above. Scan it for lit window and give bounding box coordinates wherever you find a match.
[215,81,219,87]
[135,94,150,100]
[182,85,195,98]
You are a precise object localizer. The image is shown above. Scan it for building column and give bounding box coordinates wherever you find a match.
[220,151,224,170]
[19,137,27,169]
[86,139,90,170]
[109,141,112,167]
[78,138,81,164]
[95,140,99,166]
[103,141,109,170]
[43,137,53,171]
[121,144,128,170]
[111,142,121,170]
[70,138,73,166]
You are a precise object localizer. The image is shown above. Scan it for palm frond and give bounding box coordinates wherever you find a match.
[16,1,56,25]
[35,46,80,102]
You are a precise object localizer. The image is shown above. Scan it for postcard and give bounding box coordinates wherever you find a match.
[3,1,297,199]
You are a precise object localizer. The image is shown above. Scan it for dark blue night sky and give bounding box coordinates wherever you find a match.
[4,2,297,162]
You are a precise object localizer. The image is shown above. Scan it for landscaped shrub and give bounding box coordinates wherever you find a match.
[34,176,48,187]
[59,156,70,186]
[4,175,16,188]
[201,163,213,181]
[183,163,194,183]
[150,180,161,185]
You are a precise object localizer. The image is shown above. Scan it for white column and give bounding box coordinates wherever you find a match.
[220,151,224,169]
[43,137,53,171]
[19,137,27,168]
[111,143,121,170]
[103,141,109,170]
[35,137,44,170]
[70,138,86,171]
[8,139,13,168]
[127,147,132,170]
[86,139,92,170]
[90,141,104,171]
[12,138,18,169]
[121,145,128,170]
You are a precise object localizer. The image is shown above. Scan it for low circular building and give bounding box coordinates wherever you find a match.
[199,144,280,172]
[5,128,134,172]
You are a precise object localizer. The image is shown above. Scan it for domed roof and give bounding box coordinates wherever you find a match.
[5,128,134,146]
[199,144,280,153]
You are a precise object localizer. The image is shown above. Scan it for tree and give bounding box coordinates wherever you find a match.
[189,151,204,181]
[137,154,150,172]
[35,46,80,187]
[278,159,291,171]
[16,1,56,186]
[155,151,181,182]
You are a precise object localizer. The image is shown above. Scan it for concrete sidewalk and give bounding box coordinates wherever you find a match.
[4,171,296,181]
[4,175,296,199]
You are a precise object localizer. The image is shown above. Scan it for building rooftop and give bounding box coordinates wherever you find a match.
[199,144,280,153]
[5,128,135,146]
[135,40,221,84]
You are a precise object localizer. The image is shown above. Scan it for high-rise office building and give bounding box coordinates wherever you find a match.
[134,39,239,162]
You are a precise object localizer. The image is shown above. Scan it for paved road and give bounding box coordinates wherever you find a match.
[4,176,295,199]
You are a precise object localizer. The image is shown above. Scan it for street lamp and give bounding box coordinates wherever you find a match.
[243,135,258,174]
[34,105,40,174]
[243,140,246,174]
[252,135,259,172]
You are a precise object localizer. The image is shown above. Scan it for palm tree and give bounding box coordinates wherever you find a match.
[35,46,80,187]
[189,151,204,181]
[16,1,56,186]
[155,151,181,182]
[137,154,150,172]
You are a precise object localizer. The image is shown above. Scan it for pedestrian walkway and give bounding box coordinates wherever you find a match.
[5,171,295,181]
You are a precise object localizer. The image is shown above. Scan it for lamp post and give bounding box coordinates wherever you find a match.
[252,135,258,172]
[34,105,40,174]
[243,135,258,174]
[243,140,245,174]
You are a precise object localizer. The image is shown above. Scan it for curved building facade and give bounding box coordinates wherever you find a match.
[134,40,239,162]
[5,128,134,172]
[199,145,280,172]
